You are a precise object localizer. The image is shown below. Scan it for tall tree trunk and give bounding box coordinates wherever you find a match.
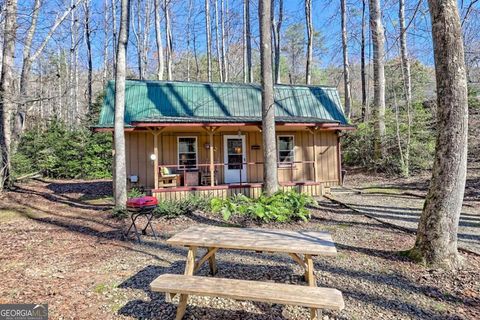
[215,0,223,81]
[0,0,17,190]
[142,0,151,79]
[114,0,130,208]
[412,0,468,270]
[369,0,386,159]
[164,0,172,80]
[272,0,283,84]
[132,0,143,79]
[186,0,193,81]
[154,0,164,80]
[305,0,313,84]
[103,0,110,84]
[341,0,351,118]
[221,0,227,81]
[243,0,252,82]
[361,0,367,121]
[84,0,93,112]
[112,0,118,73]
[399,0,412,177]
[259,0,278,195]
[69,0,79,126]
[205,0,212,81]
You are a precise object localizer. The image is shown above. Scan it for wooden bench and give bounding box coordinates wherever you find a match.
[150,274,345,320]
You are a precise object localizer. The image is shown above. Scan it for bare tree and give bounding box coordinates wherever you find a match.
[164,0,172,80]
[412,0,468,270]
[243,0,252,82]
[361,0,367,121]
[132,0,144,79]
[112,0,118,73]
[0,0,17,190]
[369,0,386,159]
[305,0,313,84]
[272,0,283,84]
[259,0,278,195]
[215,0,223,81]
[84,0,93,111]
[341,0,351,118]
[154,0,164,80]
[103,0,110,84]
[114,0,131,208]
[69,0,79,125]
[206,0,212,81]
[399,0,412,176]
[221,0,228,81]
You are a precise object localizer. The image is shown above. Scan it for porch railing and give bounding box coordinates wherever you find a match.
[157,160,315,187]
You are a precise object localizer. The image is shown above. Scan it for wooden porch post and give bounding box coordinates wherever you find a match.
[149,127,164,190]
[309,127,319,183]
[209,131,215,187]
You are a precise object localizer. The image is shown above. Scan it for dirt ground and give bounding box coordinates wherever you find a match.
[0,178,479,319]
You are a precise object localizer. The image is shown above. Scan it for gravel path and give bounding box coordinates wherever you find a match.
[328,192,480,255]
[0,179,479,319]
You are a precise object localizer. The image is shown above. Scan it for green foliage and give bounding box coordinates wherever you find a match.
[343,102,436,174]
[154,196,210,218]
[127,188,145,198]
[11,119,112,179]
[211,191,315,223]
[111,207,128,219]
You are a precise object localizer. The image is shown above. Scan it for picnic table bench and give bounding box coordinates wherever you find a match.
[150,226,344,319]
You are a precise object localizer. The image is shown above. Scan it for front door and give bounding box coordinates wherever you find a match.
[224,135,247,184]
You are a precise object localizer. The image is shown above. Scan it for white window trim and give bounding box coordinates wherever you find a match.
[277,135,295,167]
[177,136,198,170]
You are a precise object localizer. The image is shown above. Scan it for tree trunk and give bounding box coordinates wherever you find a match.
[84,0,93,112]
[186,0,193,81]
[369,0,386,159]
[215,0,223,81]
[103,0,110,84]
[305,0,313,84]
[0,0,17,190]
[164,0,173,80]
[154,0,164,80]
[221,0,227,81]
[272,0,283,84]
[243,0,252,82]
[399,0,412,177]
[205,0,212,81]
[412,0,468,270]
[341,0,351,118]
[132,0,143,79]
[112,0,118,73]
[114,0,130,209]
[259,0,278,195]
[361,0,367,121]
[142,0,151,79]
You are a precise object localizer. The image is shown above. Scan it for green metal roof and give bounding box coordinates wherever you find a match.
[97,80,348,127]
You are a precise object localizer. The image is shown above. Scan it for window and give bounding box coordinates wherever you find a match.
[277,135,295,165]
[178,137,197,169]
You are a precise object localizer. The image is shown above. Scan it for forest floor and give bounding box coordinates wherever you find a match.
[0,178,479,319]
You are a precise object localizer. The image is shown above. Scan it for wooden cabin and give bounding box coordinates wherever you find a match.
[94,80,353,200]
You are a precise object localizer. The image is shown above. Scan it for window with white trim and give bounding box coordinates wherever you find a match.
[178,137,197,169]
[277,135,295,165]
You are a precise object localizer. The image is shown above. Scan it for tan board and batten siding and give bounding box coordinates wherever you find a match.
[124,127,340,197]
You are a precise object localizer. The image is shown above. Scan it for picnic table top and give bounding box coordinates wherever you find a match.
[167,226,337,256]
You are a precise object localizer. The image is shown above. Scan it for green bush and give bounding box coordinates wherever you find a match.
[211,191,315,223]
[12,119,112,179]
[127,188,145,198]
[154,196,210,218]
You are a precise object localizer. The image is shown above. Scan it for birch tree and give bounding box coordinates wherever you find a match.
[272,0,283,84]
[259,0,278,195]
[84,0,93,111]
[341,0,351,117]
[369,0,386,159]
[215,0,223,81]
[114,0,130,208]
[361,0,367,121]
[243,0,252,82]
[0,0,17,190]
[412,0,468,270]
[221,0,227,81]
[154,0,164,80]
[164,0,172,80]
[305,0,313,84]
[399,0,412,177]
[205,0,212,81]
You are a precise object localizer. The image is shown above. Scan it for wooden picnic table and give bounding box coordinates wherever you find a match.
[165,225,339,319]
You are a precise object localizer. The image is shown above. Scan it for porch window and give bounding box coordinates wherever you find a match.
[178,137,197,169]
[277,135,295,165]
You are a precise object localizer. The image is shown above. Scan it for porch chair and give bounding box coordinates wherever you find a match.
[158,166,181,188]
[200,167,218,186]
